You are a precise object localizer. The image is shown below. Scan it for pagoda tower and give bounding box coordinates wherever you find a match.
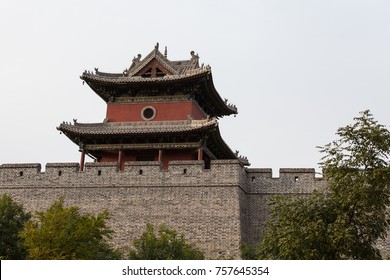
[58,44,248,170]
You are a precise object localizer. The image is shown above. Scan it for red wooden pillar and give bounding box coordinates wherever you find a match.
[80,150,86,172]
[197,148,203,161]
[118,150,124,171]
[158,149,163,162]
[159,149,167,170]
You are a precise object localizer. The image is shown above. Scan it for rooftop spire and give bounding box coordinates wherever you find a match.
[164,46,168,58]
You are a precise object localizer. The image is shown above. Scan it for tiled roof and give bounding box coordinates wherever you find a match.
[126,44,200,76]
[80,44,238,117]
[81,67,210,85]
[57,118,218,137]
[91,44,200,79]
[57,118,249,165]
[126,47,178,76]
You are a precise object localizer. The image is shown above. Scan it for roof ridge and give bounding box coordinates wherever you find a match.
[154,51,179,75]
[126,50,156,76]
[126,47,179,77]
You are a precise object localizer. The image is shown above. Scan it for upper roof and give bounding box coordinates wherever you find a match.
[126,43,200,76]
[80,43,238,117]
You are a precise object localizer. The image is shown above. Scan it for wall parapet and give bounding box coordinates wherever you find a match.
[0,160,243,188]
[1,163,42,168]
[0,161,326,193]
[245,167,326,194]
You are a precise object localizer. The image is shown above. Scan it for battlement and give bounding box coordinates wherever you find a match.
[2,160,388,258]
[0,161,326,194]
[0,159,246,258]
[0,160,243,188]
[244,167,326,194]
[246,167,319,177]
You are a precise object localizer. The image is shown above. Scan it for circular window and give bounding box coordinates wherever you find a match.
[141,106,156,121]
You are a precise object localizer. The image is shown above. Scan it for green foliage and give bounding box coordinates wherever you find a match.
[318,110,390,259]
[256,192,339,259]
[128,223,205,260]
[20,197,121,260]
[240,242,259,260]
[255,110,390,260]
[0,194,31,259]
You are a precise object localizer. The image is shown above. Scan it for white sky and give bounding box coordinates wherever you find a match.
[1,0,389,175]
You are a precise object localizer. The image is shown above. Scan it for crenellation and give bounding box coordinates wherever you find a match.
[1,163,42,170]
[245,168,273,175]
[45,163,80,177]
[84,162,118,173]
[0,159,389,258]
[1,160,243,188]
[245,167,326,194]
[0,160,247,259]
[0,163,42,178]
[168,160,204,176]
[279,168,316,174]
[0,162,326,194]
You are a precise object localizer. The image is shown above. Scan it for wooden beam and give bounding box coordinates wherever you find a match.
[85,142,200,151]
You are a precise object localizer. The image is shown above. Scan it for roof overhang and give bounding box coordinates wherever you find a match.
[81,69,237,117]
[57,119,242,162]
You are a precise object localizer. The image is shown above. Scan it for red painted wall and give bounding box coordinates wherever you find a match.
[98,149,198,170]
[161,149,198,170]
[99,152,118,162]
[106,101,206,122]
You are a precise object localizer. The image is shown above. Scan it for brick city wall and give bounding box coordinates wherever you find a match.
[242,167,390,257]
[0,160,389,259]
[0,160,244,259]
[242,168,327,244]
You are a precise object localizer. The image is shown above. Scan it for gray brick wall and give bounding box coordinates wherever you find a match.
[243,167,390,258]
[1,160,389,259]
[0,160,243,259]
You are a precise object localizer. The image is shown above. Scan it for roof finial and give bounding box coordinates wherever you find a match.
[154,42,159,52]
[133,54,142,63]
[190,51,199,62]
[164,46,168,58]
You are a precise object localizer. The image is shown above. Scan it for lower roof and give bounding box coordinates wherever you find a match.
[57,118,248,164]
[57,118,218,136]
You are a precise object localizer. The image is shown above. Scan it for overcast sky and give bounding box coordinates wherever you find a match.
[1,0,389,175]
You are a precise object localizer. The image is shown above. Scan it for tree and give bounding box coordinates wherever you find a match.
[318,110,390,259]
[20,197,121,259]
[128,223,205,260]
[251,191,339,259]
[253,110,390,259]
[0,194,31,259]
